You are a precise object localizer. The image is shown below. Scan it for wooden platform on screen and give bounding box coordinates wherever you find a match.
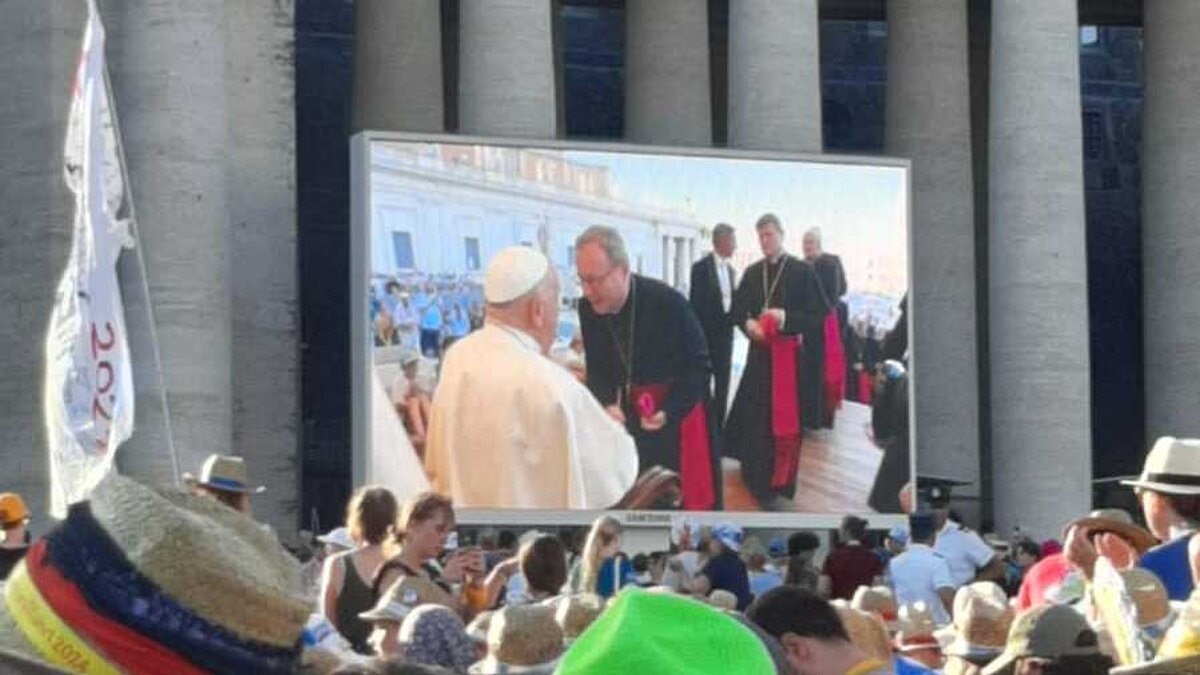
[721,401,884,513]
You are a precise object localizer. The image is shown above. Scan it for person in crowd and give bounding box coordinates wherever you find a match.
[424,246,639,510]
[725,213,830,509]
[875,524,908,575]
[359,576,454,657]
[1021,508,1154,611]
[802,227,848,429]
[891,603,944,673]
[889,512,955,625]
[419,289,444,358]
[1003,539,1042,596]
[744,536,784,599]
[182,453,262,514]
[322,487,399,653]
[383,280,417,348]
[820,515,884,600]
[690,523,753,611]
[1065,438,1200,602]
[398,605,475,672]
[572,515,636,600]
[373,286,395,347]
[662,518,706,592]
[303,526,356,601]
[942,582,1014,675]
[576,225,722,511]
[373,493,505,619]
[509,534,568,606]
[748,586,892,675]
[688,222,737,435]
[979,605,1112,675]
[471,604,564,675]
[0,493,31,580]
[443,304,470,351]
[392,352,432,458]
[784,530,822,591]
[928,486,1006,588]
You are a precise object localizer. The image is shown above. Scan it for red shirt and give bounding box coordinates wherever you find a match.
[822,543,883,600]
[1015,553,1076,611]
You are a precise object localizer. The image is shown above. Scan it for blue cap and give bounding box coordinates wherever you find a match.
[767,537,787,557]
[887,524,909,544]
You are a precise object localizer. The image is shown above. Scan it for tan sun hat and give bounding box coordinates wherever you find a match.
[1122,437,1200,496]
[555,594,604,644]
[894,602,942,654]
[1064,509,1158,554]
[359,575,452,623]
[182,454,266,494]
[708,590,738,611]
[469,605,564,674]
[852,585,900,631]
[981,605,1102,675]
[945,582,1015,660]
[833,603,893,663]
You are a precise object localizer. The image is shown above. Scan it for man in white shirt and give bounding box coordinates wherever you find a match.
[688,223,737,432]
[889,512,955,625]
[926,485,1005,587]
[424,246,639,509]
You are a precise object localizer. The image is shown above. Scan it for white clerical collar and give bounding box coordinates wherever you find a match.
[487,321,540,353]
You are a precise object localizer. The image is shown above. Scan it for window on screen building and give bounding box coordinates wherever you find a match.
[392,231,414,269]
[465,237,481,271]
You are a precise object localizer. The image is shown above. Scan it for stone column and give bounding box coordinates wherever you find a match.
[459,0,558,138]
[0,0,86,523]
[625,0,711,146]
[989,0,1091,537]
[1143,2,1200,441]
[226,0,299,537]
[104,0,234,487]
[727,0,822,152]
[885,0,980,513]
[353,0,444,133]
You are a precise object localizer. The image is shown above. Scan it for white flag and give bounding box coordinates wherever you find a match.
[44,0,136,518]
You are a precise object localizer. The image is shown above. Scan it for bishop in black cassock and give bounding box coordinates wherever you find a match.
[579,273,723,511]
[725,216,830,506]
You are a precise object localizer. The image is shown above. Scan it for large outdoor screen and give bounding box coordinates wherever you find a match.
[352,133,912,526]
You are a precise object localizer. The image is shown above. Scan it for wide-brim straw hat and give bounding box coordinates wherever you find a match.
[468,605,563,675]
[833,604,893,663]
[359,575,452,623]
[894,602,941,653]
[0,473,310,672]
[852,586,899,631]
[1121,437,1200,496]
[183,454,266,494]
[945,582,1014,659]
[1064,509,1158,554]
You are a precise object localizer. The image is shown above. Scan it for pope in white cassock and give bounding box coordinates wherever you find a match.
[424,246,639,509]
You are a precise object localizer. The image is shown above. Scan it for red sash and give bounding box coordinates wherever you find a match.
[822,311,846,419]
[858,371,872,404]
[629,383,715,511]
[760,314,801,488]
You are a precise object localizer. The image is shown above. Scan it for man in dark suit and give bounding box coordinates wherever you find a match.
[689,223,737,436]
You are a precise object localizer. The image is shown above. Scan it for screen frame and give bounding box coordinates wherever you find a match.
[351,130,915,529]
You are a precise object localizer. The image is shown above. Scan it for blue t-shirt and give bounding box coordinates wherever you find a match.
[1139,535,1193,601]
[595,557,637,599]
[702,552,752,610]
[894,655,938,674]
[749,569,783,600]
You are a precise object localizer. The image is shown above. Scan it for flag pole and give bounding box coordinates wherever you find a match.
[91,0,182,485]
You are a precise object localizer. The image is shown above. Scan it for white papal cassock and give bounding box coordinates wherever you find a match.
[425,323,639,509]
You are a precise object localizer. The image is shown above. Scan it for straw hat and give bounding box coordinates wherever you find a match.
[851,586,899,631]
[945,582,1015,660]
[1109,588,1200,675]
[0,473,310,673]
[555,594,604,643]
[1064,509,1158,554]
[466,610,494,645]
[894,603,942,654]
[708,590,738,611]
[182,454,266,494]
[1122,437,1200,496]
[469,605,564,674]
[359,575,452,623]
[833,603,892,663]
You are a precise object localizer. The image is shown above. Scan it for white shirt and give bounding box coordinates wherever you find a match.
[713,253,734,313]
[424,323,639,509]
[662,550,705,592]
[935,520,997,588]
[888,544,955,625]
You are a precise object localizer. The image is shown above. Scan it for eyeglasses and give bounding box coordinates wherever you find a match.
[575,266,619,288]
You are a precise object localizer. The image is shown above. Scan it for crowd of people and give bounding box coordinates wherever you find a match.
[8,434,1200,672]
[371,274,485,357]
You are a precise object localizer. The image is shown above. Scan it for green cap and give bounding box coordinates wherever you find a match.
[555,589,775,675]
[981,605,1100,675]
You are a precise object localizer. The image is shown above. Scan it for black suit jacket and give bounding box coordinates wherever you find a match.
[689,255,735,354]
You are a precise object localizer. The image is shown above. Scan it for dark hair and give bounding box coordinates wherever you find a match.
[497,530,518,551]
[347,486,399,546]
[384,280,402,294]
[712,223,735,243]
[631,553,649,573]
[840,515,868,541]
[909,513,938,544]
[395,492,454,543]
[1014,539,1041,560]
[1165,494,1200,522]
[746,586,849,643]
[520,535,568,596]
[787,531,820,556]
[755,212,783,233]
[784,557,820,590]
[1034,654,1113,675]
